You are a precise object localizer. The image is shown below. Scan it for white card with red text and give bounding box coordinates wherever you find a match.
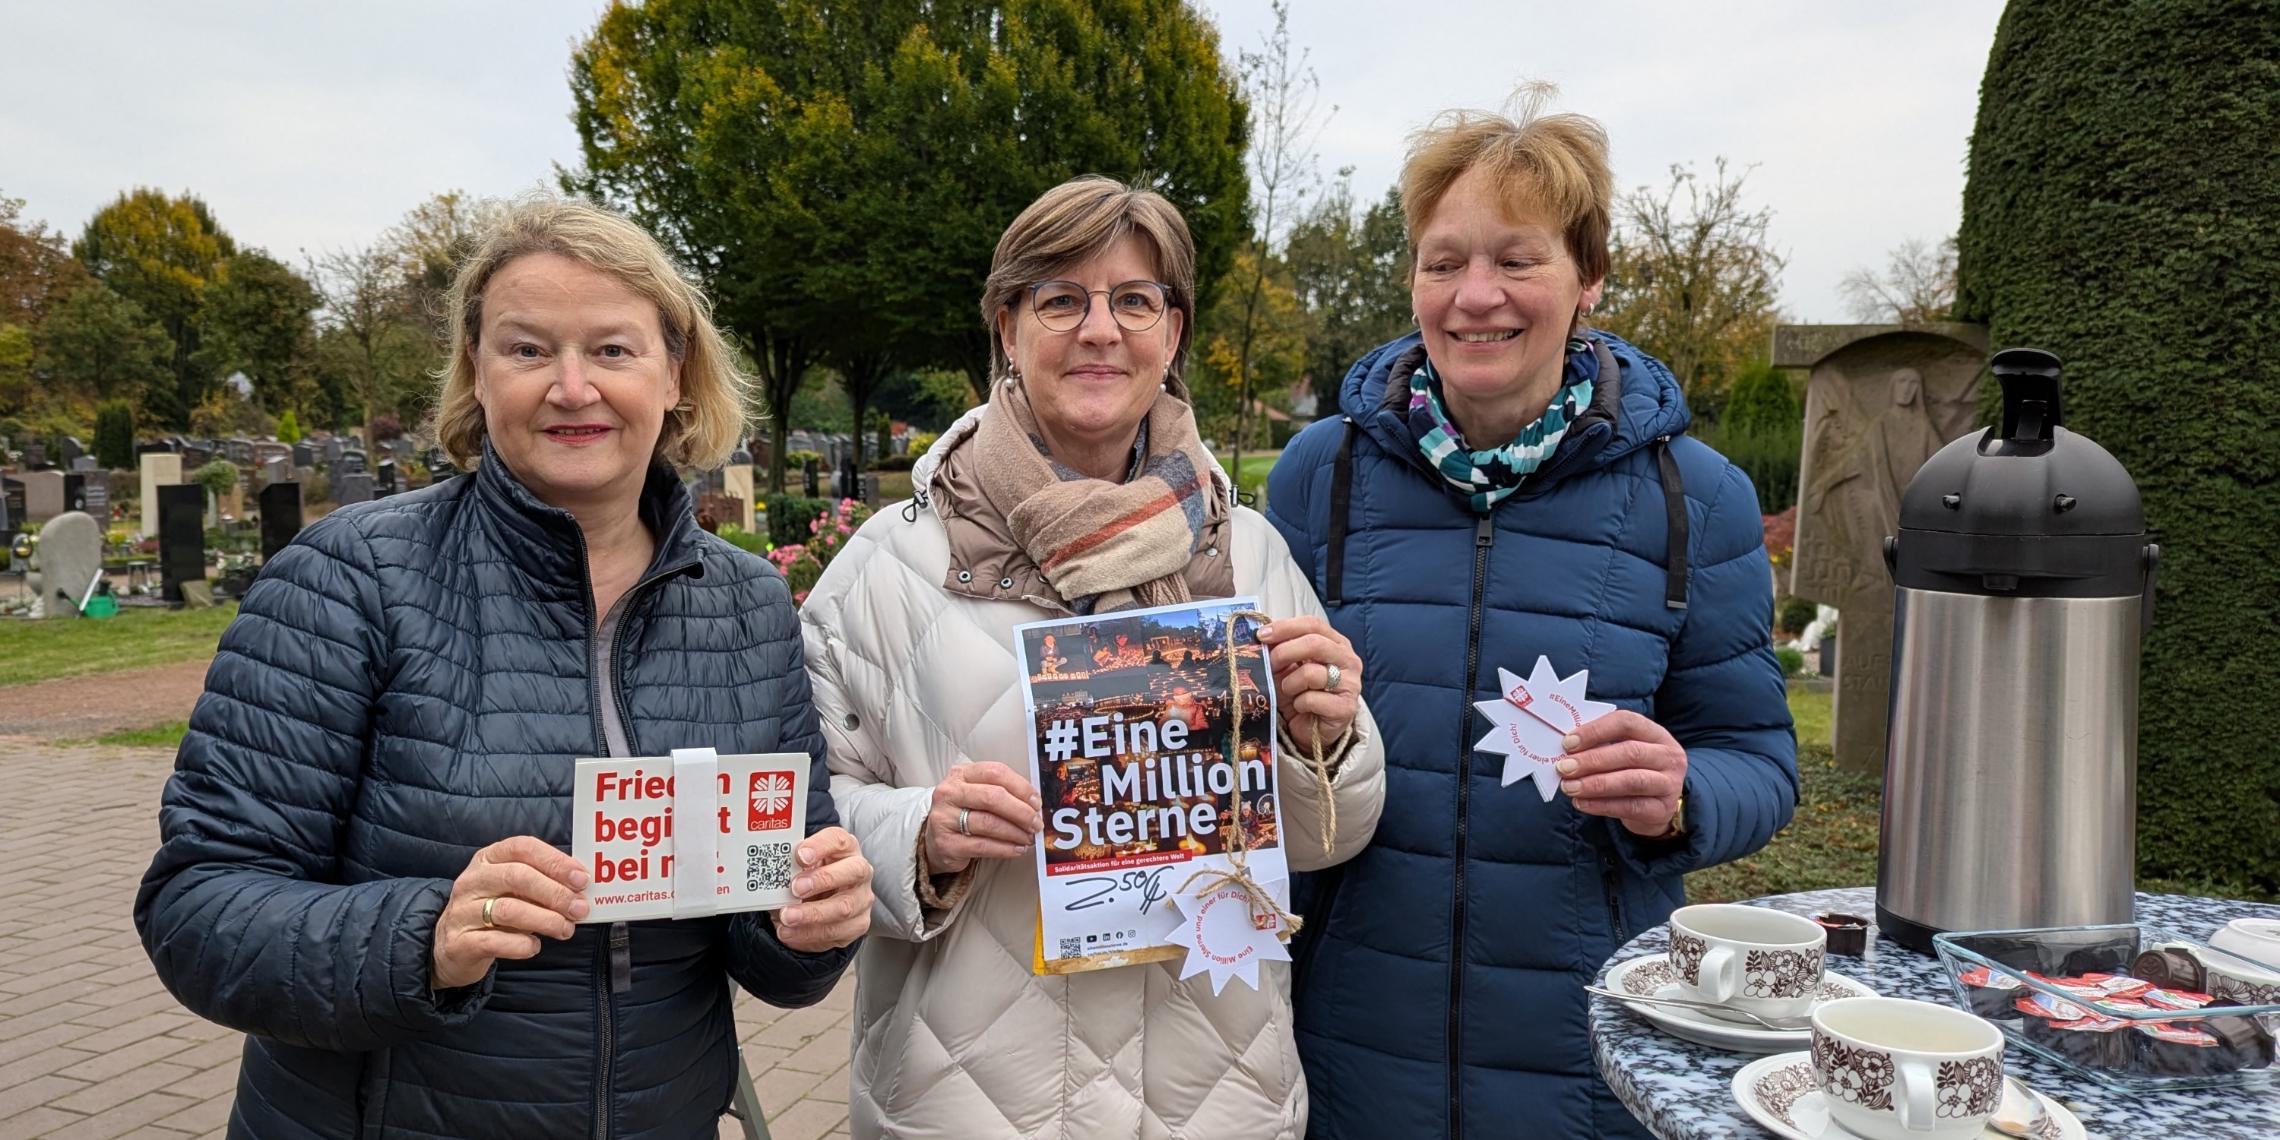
[572,752,808,922]
[1471,657,1618,800]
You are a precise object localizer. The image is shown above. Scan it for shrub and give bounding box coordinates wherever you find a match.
[1774,646,1806,678]
[870,453,918,472]
[1693,417,1799,514]
[94,401,135,469]
[276,409,303,444]
[764,498,872,604]
[762,494,832,548]
[1776,595,1818,638]
[369,413,404,442]
[1955,0,2280,891]
[715,523,767,555]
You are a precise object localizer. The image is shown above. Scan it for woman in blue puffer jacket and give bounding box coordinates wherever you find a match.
[1267,91,1798,1139]
[135,198,873,1138]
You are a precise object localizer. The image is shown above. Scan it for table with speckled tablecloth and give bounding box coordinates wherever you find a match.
[1590,886,2280,1138]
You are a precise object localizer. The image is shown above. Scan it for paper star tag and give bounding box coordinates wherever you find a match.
[1165,873,1293,995]
[1471,656,1620,800]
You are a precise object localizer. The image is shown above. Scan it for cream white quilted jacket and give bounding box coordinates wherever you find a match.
[800,422,1385,1140]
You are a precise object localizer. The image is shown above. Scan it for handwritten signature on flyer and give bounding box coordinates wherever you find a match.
[1064,866,1172,914]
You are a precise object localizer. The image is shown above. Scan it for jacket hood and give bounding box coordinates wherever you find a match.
[1336,329,1693,482]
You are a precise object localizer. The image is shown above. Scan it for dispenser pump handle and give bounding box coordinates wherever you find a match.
[1992,347,2064,444]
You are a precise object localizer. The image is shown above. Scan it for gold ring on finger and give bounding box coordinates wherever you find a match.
[481,896,500,929]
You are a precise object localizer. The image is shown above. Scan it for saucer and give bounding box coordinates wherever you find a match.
[1600,955,1875,1053]
[1731,1051,2085,1140]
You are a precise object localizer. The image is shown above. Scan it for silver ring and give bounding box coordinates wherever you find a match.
[955,807,972,836]
[1323,663,1343,692]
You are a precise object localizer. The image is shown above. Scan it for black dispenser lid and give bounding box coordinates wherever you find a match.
[1889,348,2150,598]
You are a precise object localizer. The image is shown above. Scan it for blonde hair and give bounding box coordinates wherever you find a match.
[432,196,751,470]
[1400,83,1614,286]
[981,176,1198,396]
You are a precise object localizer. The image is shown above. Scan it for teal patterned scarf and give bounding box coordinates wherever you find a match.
[1409,336,1598,512]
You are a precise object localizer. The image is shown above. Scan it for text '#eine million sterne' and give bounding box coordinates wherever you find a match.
[1041,712,1269,851]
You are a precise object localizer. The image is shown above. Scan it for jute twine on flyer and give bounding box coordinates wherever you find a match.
[1177,609,1351,934]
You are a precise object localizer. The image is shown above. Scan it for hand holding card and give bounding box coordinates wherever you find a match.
[1471,657,1618,800]
[1556,709,1688,837]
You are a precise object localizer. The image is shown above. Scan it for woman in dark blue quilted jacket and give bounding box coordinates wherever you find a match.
[1266,91,1798,1138]
[134,198,873,1139]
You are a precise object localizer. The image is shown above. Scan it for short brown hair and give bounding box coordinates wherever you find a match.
[1400,83,1613,287]
[980,176,1198,397]
[432,196,751,470]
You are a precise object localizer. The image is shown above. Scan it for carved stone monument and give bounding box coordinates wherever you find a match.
[721,465,758,532]
[1779,322,1988,773]
[33,512,103,619]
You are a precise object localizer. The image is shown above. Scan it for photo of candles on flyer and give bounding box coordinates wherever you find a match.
[1014,597,1287,975]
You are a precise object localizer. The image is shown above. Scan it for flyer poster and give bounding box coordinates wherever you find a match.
[572,752,809,923]
[1013,597,1285,974]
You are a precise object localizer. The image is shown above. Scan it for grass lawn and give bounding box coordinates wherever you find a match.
[1219,449,1280,503]
[91,721,189,748]
[0,604,239,688]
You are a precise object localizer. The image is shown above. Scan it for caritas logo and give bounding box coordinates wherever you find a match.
[749,770,796,831]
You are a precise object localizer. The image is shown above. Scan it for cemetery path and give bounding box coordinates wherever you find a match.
[0,658,212,740]
[0,737,854,1140]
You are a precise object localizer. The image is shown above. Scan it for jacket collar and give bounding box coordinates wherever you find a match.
[472,439,706,593]
[1340,328,1691,495]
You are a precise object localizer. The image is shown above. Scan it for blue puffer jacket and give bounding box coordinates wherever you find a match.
[135,450,855,1139]
[1266,332,1796,1140]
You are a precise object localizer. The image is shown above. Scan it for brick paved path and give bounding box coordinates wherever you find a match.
[0,736,854,1140]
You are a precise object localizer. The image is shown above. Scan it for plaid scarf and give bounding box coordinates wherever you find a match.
[973,380,1218,613]
[1408,336,1598,513]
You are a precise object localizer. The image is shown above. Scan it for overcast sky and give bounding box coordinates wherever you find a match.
[0,0,2004,323]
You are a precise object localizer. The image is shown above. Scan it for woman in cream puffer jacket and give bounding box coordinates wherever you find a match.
[800,407,1386,1140]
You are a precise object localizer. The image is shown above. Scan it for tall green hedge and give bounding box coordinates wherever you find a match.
[1955,0,2280,892]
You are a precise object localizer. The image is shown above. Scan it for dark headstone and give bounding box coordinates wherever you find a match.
[60,472,87,514]
[728,448,752,466]
[259,481,303,560]
[0,477,18,534]
[292,442,314,468]
[801,457,820,498]
[59,436,85,466]
[225,438,255,465]
[182,443,213,469]
[337,449,367,476]
[82,475,108,521]
[374,459,399,497]
[23,439,47,468]
[157,484,206,602]
[322,438,344,466]
[336,473,374,505]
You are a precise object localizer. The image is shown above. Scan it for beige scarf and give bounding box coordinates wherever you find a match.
[973,381,1222,613]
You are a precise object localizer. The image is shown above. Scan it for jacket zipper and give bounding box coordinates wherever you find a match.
[1448,514,1494,1138]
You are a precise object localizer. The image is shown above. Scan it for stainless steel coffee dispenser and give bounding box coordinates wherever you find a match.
[1876,347,2159,953]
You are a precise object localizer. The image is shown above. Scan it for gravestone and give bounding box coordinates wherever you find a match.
[262,457,293,487]
[323,438,345,466]
[58,436,85,468]
[337,448,368,476]
[81,472,108,521]
[34,512,103,619]
[424,447,459,478]
[292,441,315,468]
[721,465,757,532]
[22,439,47,468]
[1779,321,1988,773]
[225,438,255,465]
[140,452,184,539]
[157,484,206,602]
[336,472,374,505]
[71,455,98,473]
[20,470,66,522]
[259,481,304,560]
[253,442,291,469]
[728,448,752,466]
[182,442,213,470]
[374,459,399,497]
[801,457,820,499]
[0,477,18,535]
[392,438,416,465]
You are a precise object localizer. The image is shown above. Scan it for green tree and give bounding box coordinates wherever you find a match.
[73,189,239,428]
[1594,159,1784,419]
[567,0,1249,487]
[386,191,505,352]
[35,285,172,409]
[1285,176,1409,413]
[1189,248,1306,448]
[94,401,135,469]
[275,408,303,444]
[197,250,320,416]
[0,322,32,418]
[1954,0,2280,892]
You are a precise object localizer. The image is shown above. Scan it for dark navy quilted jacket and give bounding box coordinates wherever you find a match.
[1266,332,1797,1140]
[135,450,854,1139]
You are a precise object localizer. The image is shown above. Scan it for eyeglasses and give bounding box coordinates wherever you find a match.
[1026,279,1171,333]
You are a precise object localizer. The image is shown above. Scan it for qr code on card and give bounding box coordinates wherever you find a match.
[746,842,794,893]
[1057,936,1085,960]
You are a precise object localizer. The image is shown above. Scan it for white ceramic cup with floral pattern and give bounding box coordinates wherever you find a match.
[1810,996,2004,1140]
[1666,903,1827,1021]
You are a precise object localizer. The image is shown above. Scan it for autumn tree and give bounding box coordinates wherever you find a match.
[1593,159,1784,418]
[308,243,425,440]
[567,0,1249,488]
[0,193,92,326]
[1840,236,1956,325]
[73,189,238,427]
[1190,248,1306,446]
[387,191,506,352]
[1285,176,1409,413]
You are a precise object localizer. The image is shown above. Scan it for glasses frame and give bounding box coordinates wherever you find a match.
[1025,279,1173,334]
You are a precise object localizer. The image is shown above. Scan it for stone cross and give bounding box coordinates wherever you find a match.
[1780,322,1988,773]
